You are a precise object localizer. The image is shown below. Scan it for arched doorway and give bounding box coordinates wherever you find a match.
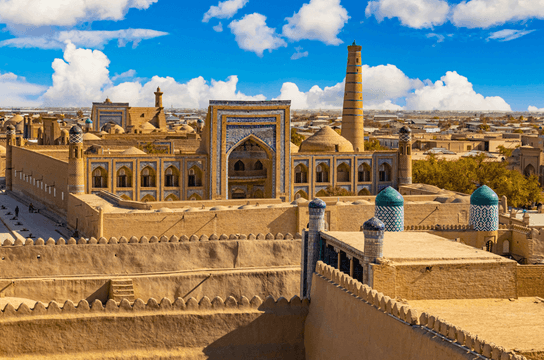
[227,137,273,199]
[524,164,536,177]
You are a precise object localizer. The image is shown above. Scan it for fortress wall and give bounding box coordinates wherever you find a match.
[101,206,298,239]
[11,146,69,213]
[67,194,100,238]
[517,265,544,297]
[0,295,308,359]
[0,268,300,304]
[0,238,301,278]
[306,262,518,360]
[372,261,517,300]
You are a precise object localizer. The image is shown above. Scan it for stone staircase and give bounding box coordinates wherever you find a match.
[109,279,135,302]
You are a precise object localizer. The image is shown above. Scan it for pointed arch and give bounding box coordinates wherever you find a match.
[379,163,392,182]
[294,164,308,183]
[358,163,371,182]
[188,166,203,187]
[119,194,132,200]
[188,193,202,201]
[165,193,179,201]
[164,166,179,187]
[92,167,107,188]
[117,166,132,188]
[294,189,308,200]
[141,166,156,187]
[358,188,371,196]
[316,162,329,183]
[337,162,350,182]
[141,194,156,202]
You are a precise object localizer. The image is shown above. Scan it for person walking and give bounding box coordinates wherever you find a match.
[14,206,19,218]
[28,203,34,213]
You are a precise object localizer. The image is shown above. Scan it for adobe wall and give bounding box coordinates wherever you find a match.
[0,267,300,304]
[517,265,544,297]
[0,295,308,360]
[306,262,519,360]
[67,193,100,238]
[11,146,69,213]
[372,261,518,300]
[0,237,301,278]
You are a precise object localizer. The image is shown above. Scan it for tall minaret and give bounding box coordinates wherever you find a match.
[68,125,85,195]
[341,41,364,152]
[398,126,412,185]
[6,125,16,191]
[154,87,163,108]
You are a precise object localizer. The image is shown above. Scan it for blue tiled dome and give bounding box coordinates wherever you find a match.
[399,126,411,133]
[85,118,93,124]
[309,198,326,209]
[470,185,498,206]
[69,125,83,134]
[376,186,404,207]
[197,119,204,123]
[363,217,385,231]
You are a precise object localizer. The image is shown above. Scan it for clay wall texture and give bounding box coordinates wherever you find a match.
[517,265,544,297]
[0,296,308,359]
[11,146,69,213]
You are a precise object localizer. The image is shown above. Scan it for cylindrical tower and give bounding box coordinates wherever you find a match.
[375,186,404,232]
[154,87,163,108]
[85,118,93,132]
[301,198,326,298]
[470,185,499,252]
[341,41,364,152]
[68,125,85,195]
[398,126,412,186]
[6,125,16,191]
[362,217,385,286]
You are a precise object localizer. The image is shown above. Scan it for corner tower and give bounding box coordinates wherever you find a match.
[470,185,499,252]
[375,186,404,232]
[341,41,364,152]
[5,125,16,191]
[398,126,412,185]
[68,125,85,195]
[154,87,163,108]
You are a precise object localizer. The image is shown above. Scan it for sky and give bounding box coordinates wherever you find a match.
[0,0,543,111]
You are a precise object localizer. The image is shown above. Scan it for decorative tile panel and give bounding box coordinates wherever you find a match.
[140,161,157,171]
[91,162,109,171]
[375,205,404,232]
[470,204,499,231]
[116,162,133,171]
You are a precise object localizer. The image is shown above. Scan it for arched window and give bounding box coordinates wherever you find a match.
[141,194,155,202]
[254,160,263,171]
[234,160,245,171]
[141,167,155,187]
[294,190,308,200]
[524,164,535,177]
[399,146,404,155]
[295,164,308,183]
[358,163,371,182]
[93,168,107,188]
[316,164,329,183]
[253,189,264,198]
[486,240,493,252]
[117,167,132,188]
[337,163,350,182]
[188,167,203,187]
[379,163,391,182]
[164,166,179,187]
[406,146,411,155]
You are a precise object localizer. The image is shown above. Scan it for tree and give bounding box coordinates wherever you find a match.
[318,185,355,197]
[497,145,513,157]
[364,139,388,151]
[413,154,541,207]
[513,129,523,134]
[77,110,84,118]
[479,124,490,131]
[291,128,304,146]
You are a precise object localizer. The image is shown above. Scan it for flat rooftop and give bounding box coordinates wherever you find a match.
[321,231,512,265]
[409,297,544,355]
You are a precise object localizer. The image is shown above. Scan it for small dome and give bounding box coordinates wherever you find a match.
[61,129,69,135]
[470,185,498,206]
[180,124,194,132]
[85,118,93,124]
[290,142,299,153]
[399,126,411,133]
[82,133,101,141]
[9,114,23,123]
[299,126,354,153]
[121,147,146,155]
[197,119,204,123]
[309,198,326,209]
[104,97,112,104]
[363,217,385,231]
[376,186,404,207]
[69,125,82,134]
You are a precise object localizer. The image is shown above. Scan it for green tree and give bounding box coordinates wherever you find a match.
[318,185,355,197]
[497,145,513,157]
[413,154,541,207]
[513,129,523,134]
[364,139,388,151]
[479,124,490,131]
[291,128,304,146]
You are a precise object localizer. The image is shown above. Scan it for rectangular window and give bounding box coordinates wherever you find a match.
[62,192,64,200]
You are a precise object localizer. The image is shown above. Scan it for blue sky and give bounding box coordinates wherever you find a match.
[0,0,543,111]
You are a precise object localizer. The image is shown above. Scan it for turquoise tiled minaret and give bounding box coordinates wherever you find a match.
[470,185,499,231]
[375,186,404,232]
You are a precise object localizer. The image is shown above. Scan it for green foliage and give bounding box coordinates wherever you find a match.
[497,145,514,157]
[413,154,541,207]
[138,142,169,154]
[513,129,523,134]
[291,128,305,146]
[479,124,490,131]
[364,139,388,151]
[318,185,355,197]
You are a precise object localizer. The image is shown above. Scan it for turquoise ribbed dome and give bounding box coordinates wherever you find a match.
[470,185,498,206]
[85,118,92,124]
[309,198,326,209]
[376,186,404,207]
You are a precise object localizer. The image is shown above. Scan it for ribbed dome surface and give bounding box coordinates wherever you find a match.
[309,198,326,209]
[470,185,498,206]
[299,126,354,153]
[363,217,385,231]
[376,186,404,207]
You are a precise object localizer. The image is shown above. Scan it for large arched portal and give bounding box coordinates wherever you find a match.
[227,138,273,199]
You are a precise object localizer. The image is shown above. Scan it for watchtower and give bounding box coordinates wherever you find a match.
[68,125,85,195]
[398,126,412,185]
[341,41,364,152]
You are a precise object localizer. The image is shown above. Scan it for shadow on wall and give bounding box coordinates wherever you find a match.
[203,301,308,360]
[85,281,110,304]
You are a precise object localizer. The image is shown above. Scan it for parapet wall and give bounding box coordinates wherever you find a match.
[517,265,544,297]
[0,295,308,359]
[0,234,301,278]
[306,261,526,360]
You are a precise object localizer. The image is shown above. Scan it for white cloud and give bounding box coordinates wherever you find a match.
[529,106,544,112]
[0,29,168,50]
[111,69,136,81]
[405,71,511,111]
[426,33,445,42]
[202,0,248,23]
[228,13,286,57]
[275,81,344,109]
[452,0,544,29]
[283,0,349,45]
[0,0,158,27]
[291,46,309,60]
[0,72,47,107]
[365,0,449,29]
[487,29,535,41]
[362,64,423,106]
[213,22,224,32]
